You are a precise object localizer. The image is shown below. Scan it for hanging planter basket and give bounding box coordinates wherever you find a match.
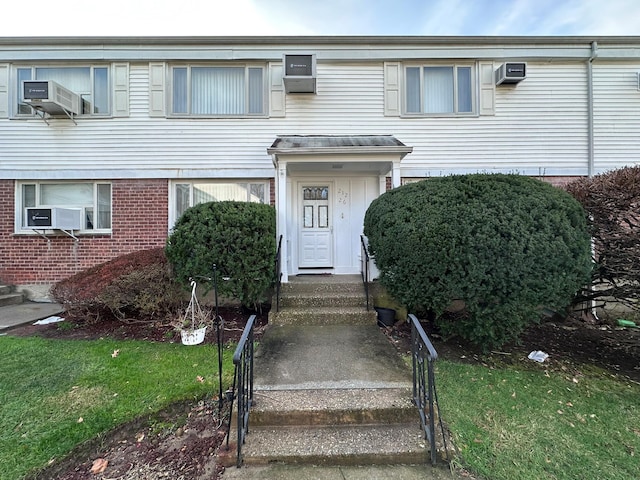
[180,326,208,345]
[176,280,210,345]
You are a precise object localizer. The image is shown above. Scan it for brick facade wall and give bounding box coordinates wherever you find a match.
[0,179,168,285]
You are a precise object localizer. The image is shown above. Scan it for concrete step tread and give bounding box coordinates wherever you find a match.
[0,293,24,307]
[220,464,451,480]
[0,285,14,295]
[249,388,416,426]
[271,306,374,314]
[281,291,365,298]
[281,281,367,295]
[240,423,428,466]
[253,388,414,413]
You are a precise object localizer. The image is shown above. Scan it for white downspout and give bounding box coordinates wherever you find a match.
[587,41,598,178]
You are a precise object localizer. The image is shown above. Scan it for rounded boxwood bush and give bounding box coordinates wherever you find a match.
[364,174,592,349]
[165,201,276,309]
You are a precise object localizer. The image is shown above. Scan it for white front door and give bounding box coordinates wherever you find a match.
[298,185,333,268]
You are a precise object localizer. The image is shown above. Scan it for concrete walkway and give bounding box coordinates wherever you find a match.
[0,302,64,333]
[220,323,461,479]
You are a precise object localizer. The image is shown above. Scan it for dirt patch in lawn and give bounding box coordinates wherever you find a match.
[9,308,640,479]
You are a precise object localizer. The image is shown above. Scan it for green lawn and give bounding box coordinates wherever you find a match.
[438,357,640,480]
[3,333,639,480]
[0,335,233,480]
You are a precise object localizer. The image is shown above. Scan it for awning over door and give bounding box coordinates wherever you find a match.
[267,134,413,174]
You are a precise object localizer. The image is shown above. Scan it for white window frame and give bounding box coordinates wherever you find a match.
[403,62,477,117]
[13,64,111,118]
[169,180,270,227]
[15,181,112,234]
[169,63,267,118]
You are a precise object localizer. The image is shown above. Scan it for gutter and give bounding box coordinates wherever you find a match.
[587,41,598,178]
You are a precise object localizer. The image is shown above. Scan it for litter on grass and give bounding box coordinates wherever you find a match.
[528,350,549,363]
[33,316,64,325]
[617,319,638,328]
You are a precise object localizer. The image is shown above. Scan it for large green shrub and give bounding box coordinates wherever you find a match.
[364,174,592,349]
[165,201,276,309]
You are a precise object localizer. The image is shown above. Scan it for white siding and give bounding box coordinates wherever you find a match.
[592,61,640,174]
[1,58,635,181]
[398,62,589,177]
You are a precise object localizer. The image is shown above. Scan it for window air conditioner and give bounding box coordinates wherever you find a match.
[26,207,83,230]
[495,62,526,85]
[283,54,317,94]
[23,80,81,115]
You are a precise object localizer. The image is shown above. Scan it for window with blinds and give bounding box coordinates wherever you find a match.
[171,65,265,116]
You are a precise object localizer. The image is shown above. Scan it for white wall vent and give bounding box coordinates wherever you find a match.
[283,54,317,94]
[26,207,82,230]
[23,80,81,116]
[495,62,526,85]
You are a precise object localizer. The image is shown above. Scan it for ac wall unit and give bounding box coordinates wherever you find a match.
[283,54,317,94]
[26,207,82,230]
[495,62,526,85]
[23,80,81,115]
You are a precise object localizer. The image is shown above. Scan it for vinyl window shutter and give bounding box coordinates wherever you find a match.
[0,64,9,118]
[149,62,166,117]
[384,62,401,116]
[269,62,285,117]
[112,63,129,117]
[479,61,495,116]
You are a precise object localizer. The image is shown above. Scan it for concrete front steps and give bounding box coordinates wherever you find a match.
[0,285,24,307]
[219,276,434,469]
[236,387,427,466]
[268,275,377,326]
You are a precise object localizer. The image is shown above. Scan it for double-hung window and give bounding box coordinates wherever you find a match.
[172,181,268,225]
[171,65,265,116]
[405,64,475,115]
[18,182,112,232]
[16,66,109,116]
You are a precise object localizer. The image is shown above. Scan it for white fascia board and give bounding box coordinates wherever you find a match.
[3,168,276,180]
[0,46,596,63]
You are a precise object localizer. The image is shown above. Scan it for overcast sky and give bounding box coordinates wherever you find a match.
[4,0,639,36]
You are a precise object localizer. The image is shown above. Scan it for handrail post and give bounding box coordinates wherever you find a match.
[360,235,370,311]
[274,235,283,313]
[408,313,445,465]
[230,314,256,467]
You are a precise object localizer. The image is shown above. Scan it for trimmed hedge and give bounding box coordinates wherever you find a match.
[50,248,184,322]
[165,201,276,309]
[364,174,592,349]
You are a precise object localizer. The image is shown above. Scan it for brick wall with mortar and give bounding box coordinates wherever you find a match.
[0,179,168,285]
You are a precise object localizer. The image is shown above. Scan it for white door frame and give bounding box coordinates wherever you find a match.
[272,152,406,283]
[293,178,335,273]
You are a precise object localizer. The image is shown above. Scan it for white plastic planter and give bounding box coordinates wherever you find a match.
[180,326,207,345]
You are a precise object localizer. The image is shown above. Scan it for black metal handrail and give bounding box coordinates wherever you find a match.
[408,313,447,465]
[360,234,370,311]
[274,235,283,312]
[226,314,256,467]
